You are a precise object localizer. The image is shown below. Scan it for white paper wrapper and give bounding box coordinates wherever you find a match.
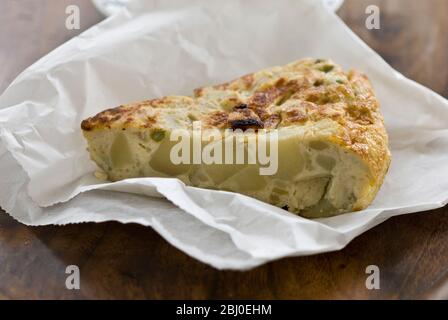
[1,0,448,270]
[92,0,345,16]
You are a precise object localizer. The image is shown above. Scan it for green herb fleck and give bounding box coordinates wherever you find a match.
[151,129,166,142]
[319,64,334,73]
[188,113,198,121]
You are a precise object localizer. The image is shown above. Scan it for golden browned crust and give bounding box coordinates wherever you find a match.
[81,96,196,131]
[81,58,390,193]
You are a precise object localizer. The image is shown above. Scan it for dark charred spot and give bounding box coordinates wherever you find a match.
[228,107,263,131]
[314,79,324,87]
[282,205,290,211]
[234,103,248,110]
[230,118,264,131]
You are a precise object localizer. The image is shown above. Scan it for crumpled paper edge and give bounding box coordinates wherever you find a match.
[1,0,448,270]
[92,0,345,16]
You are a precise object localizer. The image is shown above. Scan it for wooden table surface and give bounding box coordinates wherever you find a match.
[1,0,448,300]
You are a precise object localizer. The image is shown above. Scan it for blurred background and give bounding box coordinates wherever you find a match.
[0,0,447,299]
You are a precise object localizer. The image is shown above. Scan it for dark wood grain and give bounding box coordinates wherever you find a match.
[1,0,448,300]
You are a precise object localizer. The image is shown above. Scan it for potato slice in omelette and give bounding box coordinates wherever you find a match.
[81,58,391,218]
